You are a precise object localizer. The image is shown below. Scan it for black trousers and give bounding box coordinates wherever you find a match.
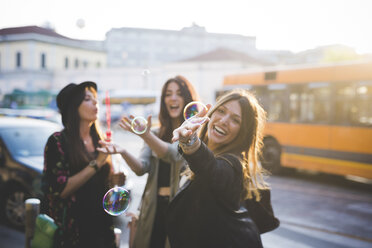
[149,195,170,248]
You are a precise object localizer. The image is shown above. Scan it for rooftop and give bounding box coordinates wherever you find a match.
[0,25,72,40]
[181,48,272,65]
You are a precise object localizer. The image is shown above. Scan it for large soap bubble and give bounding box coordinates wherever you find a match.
[183,101,208,121]
[102,187,130,216]
[131,116,148,135]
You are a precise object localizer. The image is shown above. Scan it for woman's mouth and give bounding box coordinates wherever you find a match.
[169,105,180,110]
[213,125,226,136]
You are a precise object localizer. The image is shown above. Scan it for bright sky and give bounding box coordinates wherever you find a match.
[1,0,371,54]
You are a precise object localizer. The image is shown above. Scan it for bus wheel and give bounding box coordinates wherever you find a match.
[261,138,281,174]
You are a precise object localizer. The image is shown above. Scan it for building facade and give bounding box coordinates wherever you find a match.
[0,26,106,95]
[105,23,257,67]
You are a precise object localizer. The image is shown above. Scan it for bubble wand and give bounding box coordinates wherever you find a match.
[105,91,112,142]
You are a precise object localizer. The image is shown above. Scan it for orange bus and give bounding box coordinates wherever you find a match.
[220,61,372,180]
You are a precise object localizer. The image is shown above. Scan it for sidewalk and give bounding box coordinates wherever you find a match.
[0,224,24,248]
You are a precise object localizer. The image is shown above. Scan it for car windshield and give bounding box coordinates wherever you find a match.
[0,126,58,157]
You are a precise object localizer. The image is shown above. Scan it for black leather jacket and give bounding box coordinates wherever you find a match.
[166,142,263,248]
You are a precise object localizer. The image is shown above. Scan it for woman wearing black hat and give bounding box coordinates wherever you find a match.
[41,82,121,248]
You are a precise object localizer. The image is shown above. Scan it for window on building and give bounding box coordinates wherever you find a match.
[96,61,101,68]
[83,61,88,68]
[41,53,46,69]
[75,59,79,68]
[16,52,22,68]
[65,57,69,69]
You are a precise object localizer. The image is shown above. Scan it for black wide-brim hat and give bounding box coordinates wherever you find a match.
[56,81,97,114]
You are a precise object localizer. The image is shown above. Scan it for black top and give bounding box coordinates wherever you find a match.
[75,151,114,247]
[166,142,263,248]
[41,131,116,248]
[157,159,171,188]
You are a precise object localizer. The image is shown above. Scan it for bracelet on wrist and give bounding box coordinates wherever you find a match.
[179,132,200,153]
[179,132,198,147]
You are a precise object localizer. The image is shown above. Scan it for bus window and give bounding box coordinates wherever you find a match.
[267,84,287,122]
[334,83,355,125]
[300,92,312,122]
[288,85,305,123]
[289,93,300,122]
[354,82,372,126]
[251,86,267,111]
[300,83,331,124]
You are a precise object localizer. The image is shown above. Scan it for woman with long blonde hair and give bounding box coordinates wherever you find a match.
[167,89,267,248]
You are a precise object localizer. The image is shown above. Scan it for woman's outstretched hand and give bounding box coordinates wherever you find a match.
[97,140,125,154]
[172,103,211,143]
[119,115,152,137]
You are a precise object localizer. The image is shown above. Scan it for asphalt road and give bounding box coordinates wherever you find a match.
[1,128,372,248]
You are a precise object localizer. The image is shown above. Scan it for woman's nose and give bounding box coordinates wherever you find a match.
[219,115,230,125]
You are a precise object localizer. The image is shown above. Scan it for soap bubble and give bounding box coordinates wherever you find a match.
[131,116,148,134]
[142,69,150,77]
[102,187,130,216]
[183,101,207,121]
[76,19,85,29]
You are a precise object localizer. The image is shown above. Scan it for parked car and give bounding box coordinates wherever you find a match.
[0,108,61,124]
[0,117,132,229]
[0,117,61,229]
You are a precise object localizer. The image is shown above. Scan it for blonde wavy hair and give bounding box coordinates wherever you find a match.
[198,89,268,201]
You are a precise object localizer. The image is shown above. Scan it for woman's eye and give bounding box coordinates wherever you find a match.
[233,118,240,124]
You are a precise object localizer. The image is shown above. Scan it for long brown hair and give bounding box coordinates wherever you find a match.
[62,86,105,174]
[199,89,268,200]
[158,75,199,142]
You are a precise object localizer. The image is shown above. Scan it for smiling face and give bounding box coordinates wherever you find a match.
[164,81,185,120]
[78,89,98,123]
[207,100,242,151]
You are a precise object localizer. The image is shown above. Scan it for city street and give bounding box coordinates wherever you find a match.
[2,1,372,247]
[1,128,372,248]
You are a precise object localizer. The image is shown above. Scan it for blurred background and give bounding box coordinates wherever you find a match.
[0,0,371,247]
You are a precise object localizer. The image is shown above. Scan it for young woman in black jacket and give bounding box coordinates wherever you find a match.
[167,89,267,248]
